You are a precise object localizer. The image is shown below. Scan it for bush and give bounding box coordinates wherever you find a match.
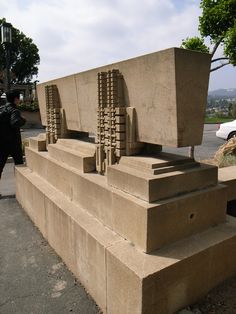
[18,101,39,112]
[218,155,236,168]
[214,138,236,168]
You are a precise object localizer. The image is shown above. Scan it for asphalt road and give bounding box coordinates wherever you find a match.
[21,124,225,161]
[0,198,99,314]
[163,124,224,161]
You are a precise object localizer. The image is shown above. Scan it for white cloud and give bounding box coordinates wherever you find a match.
[0,0,235,90]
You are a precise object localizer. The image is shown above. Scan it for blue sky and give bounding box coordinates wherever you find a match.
[0,0,235,91]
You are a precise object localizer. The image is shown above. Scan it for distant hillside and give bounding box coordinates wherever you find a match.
[208,88,236,99]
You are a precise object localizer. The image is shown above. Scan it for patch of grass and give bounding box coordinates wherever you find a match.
[205,117,234,123]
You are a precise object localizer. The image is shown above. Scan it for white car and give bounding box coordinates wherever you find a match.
[216,120,236,140]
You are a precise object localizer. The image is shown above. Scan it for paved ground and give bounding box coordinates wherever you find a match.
[0,198,99,314]
[163,124,224,160]
[0,163,15,197]
[0,136,99,313]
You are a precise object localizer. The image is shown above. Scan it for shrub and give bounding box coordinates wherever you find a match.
[18,101,39,112]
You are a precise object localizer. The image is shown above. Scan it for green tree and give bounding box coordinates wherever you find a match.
[181,0,236,72]
[0,18,40,85]
[229,102,236,118]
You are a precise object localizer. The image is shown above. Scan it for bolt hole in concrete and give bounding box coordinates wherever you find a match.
[189,213,195,220]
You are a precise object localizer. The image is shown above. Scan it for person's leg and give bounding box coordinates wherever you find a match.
[0,149,9,179]
[11,143,24,166]
[0,149,9,198]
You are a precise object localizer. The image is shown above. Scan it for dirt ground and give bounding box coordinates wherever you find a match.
[185,275,236,313]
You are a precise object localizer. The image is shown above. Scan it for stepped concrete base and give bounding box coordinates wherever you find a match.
[16,166,236,314]
[24,147,227,252]
[107,221,236,314]
[108,160,218,202]
[118,153,197,175]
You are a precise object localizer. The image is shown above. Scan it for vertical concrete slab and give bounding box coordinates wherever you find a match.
[37,48,211,147]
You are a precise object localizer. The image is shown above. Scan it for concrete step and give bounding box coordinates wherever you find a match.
[119,153,199,175]
[47,139,96,173]
[148,162,199,175]
[56,139,96,155]
[16,165,236,314]
[24,147,227,253]
[119,152,194,169]
[107,162,218,202]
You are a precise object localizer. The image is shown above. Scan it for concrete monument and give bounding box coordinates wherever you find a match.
[16,47,236,313]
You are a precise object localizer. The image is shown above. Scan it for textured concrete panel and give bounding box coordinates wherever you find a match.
[37,48,211,147]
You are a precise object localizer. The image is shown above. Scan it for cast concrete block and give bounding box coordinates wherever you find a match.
[29,134,47,151]
[15,169,47,238]
[16,165,236,314]
[146,184,227,251]
[15,166,122,312]
[107,219,236,314]
[47,140,96,173]
[107,163,218,202]
[24,148,225,249]
[218,166,236,201]
[37,48,211,147]
[24,148,227,253]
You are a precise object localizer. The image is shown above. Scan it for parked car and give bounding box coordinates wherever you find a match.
[216,120,236,140]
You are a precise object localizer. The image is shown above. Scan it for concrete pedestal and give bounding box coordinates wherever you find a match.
[16,137,236,313]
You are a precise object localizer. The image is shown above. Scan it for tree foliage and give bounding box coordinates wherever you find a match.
[181,36,209,53]
[181,0,236,72]
[229,102,236,118]
[0,18,40,85]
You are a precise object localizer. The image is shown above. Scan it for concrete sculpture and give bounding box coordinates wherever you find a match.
[16,47,236,313]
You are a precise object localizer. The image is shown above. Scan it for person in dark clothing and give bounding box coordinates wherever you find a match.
[0,90,26,179]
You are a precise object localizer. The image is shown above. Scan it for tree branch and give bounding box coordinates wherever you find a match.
[210,62,230,72]
[211,57,229,63]
[211,37,224,57]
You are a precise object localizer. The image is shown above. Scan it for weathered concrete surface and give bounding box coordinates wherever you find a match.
[15,141,236,313]
[24,146,228,253]
[16,166,123,312]
[107,162,218,202]
[15,167,236,313]
[106,218,236,314]
[37,48,211,147]
[0,198,99,314]
[218,166,236,201]
[47,139,96,173]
